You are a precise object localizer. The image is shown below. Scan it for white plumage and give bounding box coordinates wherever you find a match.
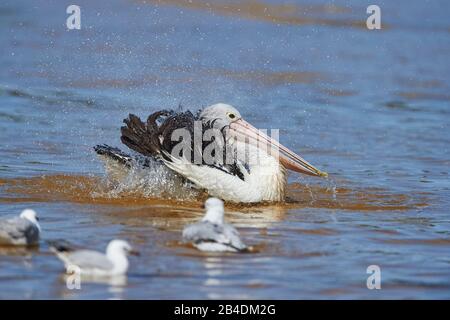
[51,239,138,276]
[96,103,326,203]
[182,198,247,252]
[0,209,41,246]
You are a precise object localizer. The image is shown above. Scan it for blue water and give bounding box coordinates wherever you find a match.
[0,0,449,299]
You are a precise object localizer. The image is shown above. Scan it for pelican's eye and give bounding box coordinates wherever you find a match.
[227,112,236,120]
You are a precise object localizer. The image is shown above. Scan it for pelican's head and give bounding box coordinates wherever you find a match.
[202,197,225,225]
[20,209,41,232]
[106,239,140,258]
[200,103,242,127]
[199,103,327,177]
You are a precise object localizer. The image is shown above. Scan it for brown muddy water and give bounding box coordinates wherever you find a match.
[0,0,449,299]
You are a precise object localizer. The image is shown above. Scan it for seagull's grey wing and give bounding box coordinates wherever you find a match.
[222,223,247,251]
[65,250,114,271]
[183,221,223,242]
[183,221,246,251]
[0,218,39,245]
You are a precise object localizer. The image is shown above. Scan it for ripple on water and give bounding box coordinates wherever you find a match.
[0,172,426,212]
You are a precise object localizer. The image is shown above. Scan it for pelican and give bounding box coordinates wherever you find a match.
[95,103,327,203]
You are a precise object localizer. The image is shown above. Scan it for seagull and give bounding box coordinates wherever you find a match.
[182,198,247,252]
[95,103,327,203]
[50,239,139,276]
[0,209,41,246]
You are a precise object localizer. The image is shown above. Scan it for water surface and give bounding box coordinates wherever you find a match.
[0,0,449,299]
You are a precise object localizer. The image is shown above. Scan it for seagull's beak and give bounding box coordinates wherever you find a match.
[229,119,327,177]
[128,249,140,256]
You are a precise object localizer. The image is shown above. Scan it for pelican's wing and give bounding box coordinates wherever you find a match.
[0,217,39,245]
[162,151,260,203]
[94,144,161,179]
[64,250,114,271]
[119,110,257,202]
[120,111,246,176]
[94,144,135,167]
[120,110,175,158]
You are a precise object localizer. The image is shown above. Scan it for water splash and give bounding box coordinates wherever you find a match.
[0,172,425,211]
[93,157,200,201]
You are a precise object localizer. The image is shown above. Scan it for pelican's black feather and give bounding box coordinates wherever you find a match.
[117,108,246,181]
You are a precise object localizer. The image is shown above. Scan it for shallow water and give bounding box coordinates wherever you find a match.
[0,0,449,299]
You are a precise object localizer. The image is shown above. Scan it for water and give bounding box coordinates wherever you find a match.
[0,0,449,299]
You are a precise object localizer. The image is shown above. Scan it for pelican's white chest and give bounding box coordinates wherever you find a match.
[235,141,287,202]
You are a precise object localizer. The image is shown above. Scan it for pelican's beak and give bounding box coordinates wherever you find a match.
[229,119,328,177]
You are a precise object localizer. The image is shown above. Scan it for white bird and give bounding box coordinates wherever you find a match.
[182,198,247,252]
[96,103,327,203]
[50,239,139,276]
[0,209,41,246]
